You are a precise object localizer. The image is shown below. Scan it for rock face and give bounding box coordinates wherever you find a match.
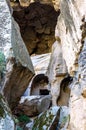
[0,94,15,130]
[0,0,34,110]
[12,2,60,54]
[54,0,86,129]
[31,53,51,74]
[46,0,86,129]
[3,58,34,110]
[56,0,85,76]
[46,41,67,105]
[15,95,51,117]
[57,76,73,106]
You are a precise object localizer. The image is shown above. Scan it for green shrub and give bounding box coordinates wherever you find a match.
[18,114,30,123]
[0,51,6,72]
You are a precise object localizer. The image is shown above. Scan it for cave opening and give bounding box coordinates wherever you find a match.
[40,89,50,95]
[11,1,60,55]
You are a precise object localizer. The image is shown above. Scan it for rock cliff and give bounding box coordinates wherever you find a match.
[47,0,86,129]
[0,0,86,130]
[0,0,34,110]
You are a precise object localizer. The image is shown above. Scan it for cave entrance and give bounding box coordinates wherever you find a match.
[40,89,50,95]
[11,1,60,55]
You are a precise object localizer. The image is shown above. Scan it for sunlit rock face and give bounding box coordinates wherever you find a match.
[55,0,86,129]
[0,0,34,110]
[31,53,51,74]
[46,41,67,105]
[56,0,86,76]
[18,0,53,7]
[11,1,60,54]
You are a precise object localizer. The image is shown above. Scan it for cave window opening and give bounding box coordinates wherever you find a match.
[40,89,50,95]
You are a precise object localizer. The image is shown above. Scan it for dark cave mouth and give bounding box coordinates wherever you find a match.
[11,1,60,55]
[40,89,50,95]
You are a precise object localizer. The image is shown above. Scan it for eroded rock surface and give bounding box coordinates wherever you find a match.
[15,95,51,116]
[55,0,86,129]
[12,2,60,54]
[0,0,34,110]
[0,94,15,130]
[32,106,60,130]
[46,41,67,105]
[32,106,69,130]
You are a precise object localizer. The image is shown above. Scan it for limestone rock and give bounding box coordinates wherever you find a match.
[12,2,60,54]
[15,95,51,116]
[0,94,15,130]
[52,0,60,11]
[56,0,86,76]
[46,41,67,105]
[31,53,51,74]
[55,0,86,129]
[25,119,34,130]
[32,106,60,130]
[0,0,34,110]
[70,39,86,130]
[57,106,70,130]
[3,59,34,110]
[57,76,72,106]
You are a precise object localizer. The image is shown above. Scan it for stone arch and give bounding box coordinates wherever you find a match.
[30,74,50,95]
[57,75,73,106]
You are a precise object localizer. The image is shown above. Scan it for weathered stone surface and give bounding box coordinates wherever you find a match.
[46,41,67,105]
[31,53,51,74]
[3,58,34,110]
[12,2,60,54]
[70,40,86,130]
[32,106,60,130]
[25,120,34,130]
[11,0,55,7]
[0,94,15,130]
[57,76,72,106]
[57,106,70,130]
[0,0,34,110]
[55,0,86,129]
[52,0,60,11]
[15,95,51,117]
[56,0,86,76]
[12,18,34,73]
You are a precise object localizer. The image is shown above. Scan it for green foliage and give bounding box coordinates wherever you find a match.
[18,114,30,123]
[17,126,23,130]
[0,51,6,72]
[0,105,5,118]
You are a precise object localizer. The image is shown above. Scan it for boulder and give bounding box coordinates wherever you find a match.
[15,95,51,116]
[0,0,34,110]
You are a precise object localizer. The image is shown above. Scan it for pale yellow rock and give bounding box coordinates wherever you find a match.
[47,41,67,105]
